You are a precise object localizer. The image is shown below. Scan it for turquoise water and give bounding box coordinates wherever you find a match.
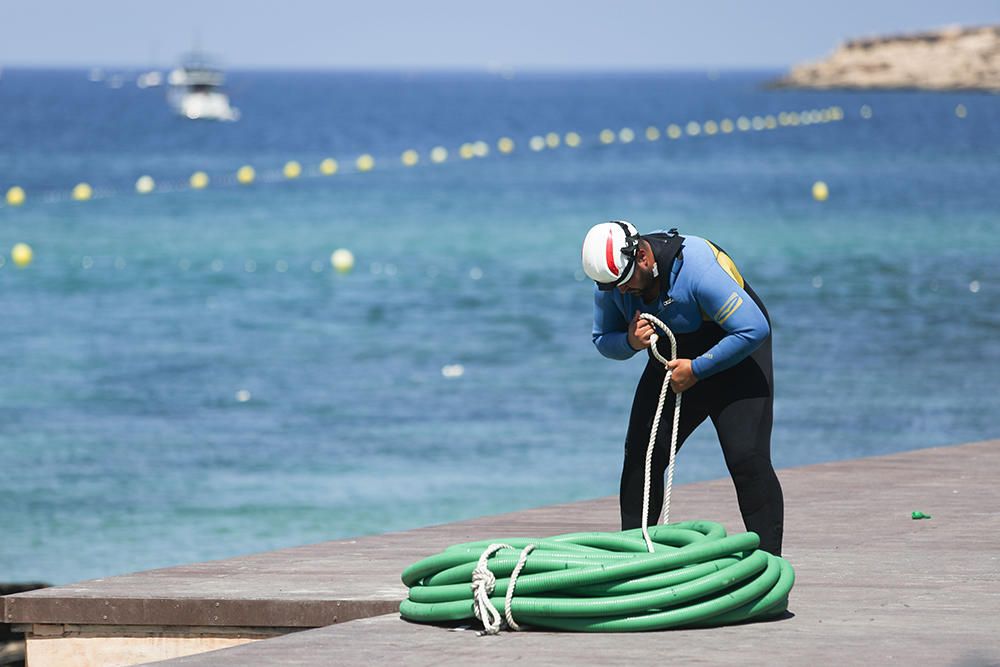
[1,70,998,584]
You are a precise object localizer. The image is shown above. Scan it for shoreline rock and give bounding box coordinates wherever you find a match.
[770,25,1000,92]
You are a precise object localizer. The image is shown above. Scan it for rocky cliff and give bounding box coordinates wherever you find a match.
[773,25,1000,92]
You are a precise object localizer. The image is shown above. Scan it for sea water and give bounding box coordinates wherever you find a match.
[1,70,998,583]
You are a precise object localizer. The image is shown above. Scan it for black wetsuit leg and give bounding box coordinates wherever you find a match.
[708,333,783,555]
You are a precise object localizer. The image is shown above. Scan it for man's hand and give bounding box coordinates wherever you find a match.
[628,310,655,350]
[666,359,698,393]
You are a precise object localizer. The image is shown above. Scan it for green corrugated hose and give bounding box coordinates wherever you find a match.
[401,316,793,632]
[400,520,794,632]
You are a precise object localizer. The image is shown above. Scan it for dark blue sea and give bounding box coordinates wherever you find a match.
[1,69,998,584]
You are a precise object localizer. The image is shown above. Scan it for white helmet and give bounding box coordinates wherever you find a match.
[581,220,641,290]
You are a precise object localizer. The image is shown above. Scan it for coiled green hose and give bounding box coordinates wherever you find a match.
[400,520,794,632]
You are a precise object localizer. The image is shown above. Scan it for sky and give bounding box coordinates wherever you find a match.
[2,0,998,70]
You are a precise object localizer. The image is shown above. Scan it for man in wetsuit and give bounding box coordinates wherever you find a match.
[581,221,783,555]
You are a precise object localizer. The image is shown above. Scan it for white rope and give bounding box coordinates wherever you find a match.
[469,314,682,633]
[503,544,536,631]
[470,543,537,635]
[638,313,683,553]
[471,543,510,635]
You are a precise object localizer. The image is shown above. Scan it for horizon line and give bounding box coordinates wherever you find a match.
[0,63,790,74]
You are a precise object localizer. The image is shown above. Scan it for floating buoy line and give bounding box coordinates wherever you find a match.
[2,107,848,210]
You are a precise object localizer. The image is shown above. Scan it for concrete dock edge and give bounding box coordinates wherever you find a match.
[5,439,1000,666]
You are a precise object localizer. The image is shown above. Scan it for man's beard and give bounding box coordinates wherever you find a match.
[630,269,659,303]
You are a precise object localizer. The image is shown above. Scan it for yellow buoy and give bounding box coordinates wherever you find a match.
[812,181,829,202]
[330,248,355,273]
[356,154,375,172]
[666,124,682,139]
[703,121,718,135]
[319,158,338,176]
[736,116,751,131]
[565,132,581,147]
[618,128,635,143]
[459,143,475,159]
[72,183,93,201]
[135,175,155,194]
[11,242,33,267]
[545,132,560,148]
[190,171,209,189]
[599,129,615,144]
[720,119,734,133]
[645,126,661,141]
[529,136,545,152]
[6,186,26,206]
[472,141,489,157]
[401,149,419,166]
[860,105,873,119]
[497,137,515,154]
[237,165,256,184]
[685,121,701,136]
[283,161,302,179]
[430,147,448,163]
[955,104,967,118]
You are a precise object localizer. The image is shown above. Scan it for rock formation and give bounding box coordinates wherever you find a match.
[772,25,1000,92]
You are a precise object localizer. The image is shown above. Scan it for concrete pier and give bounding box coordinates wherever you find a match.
[4,439,999,666]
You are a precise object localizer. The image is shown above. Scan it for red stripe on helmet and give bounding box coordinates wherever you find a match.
[605,228,619,276]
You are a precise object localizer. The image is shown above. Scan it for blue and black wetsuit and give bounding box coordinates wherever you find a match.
[592,231,784,555]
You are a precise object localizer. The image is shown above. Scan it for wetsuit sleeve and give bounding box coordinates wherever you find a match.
[592,290,639,360]
[689,265,770,379]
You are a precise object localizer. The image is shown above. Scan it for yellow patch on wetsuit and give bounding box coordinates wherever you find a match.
[706,240,745,288]
[700,240,747,322]
[714,292,744,324]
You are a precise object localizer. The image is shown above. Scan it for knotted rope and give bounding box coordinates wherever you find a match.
[471,542,536,635]
[471,543,509,635]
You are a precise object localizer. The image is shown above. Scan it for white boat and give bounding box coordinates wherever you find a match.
[167,55,239,121]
